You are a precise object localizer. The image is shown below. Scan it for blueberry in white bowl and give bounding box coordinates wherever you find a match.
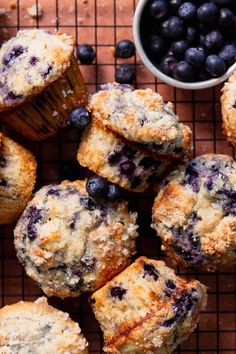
[133,0,236,89]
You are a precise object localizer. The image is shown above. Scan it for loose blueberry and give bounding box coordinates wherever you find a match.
[185,47,205,67]
[178,2,197,22]
[186,27,198,43]
[205,55,226,77]
[77,44,96,64]
[150,35,165,56]
[173,61,195,81]
[143,263,159,281]
[3,45,25,65]
[86,176,109,198]
[161,16,184,39]
[204,30,223,52]
[219,45,236,66]
[68,107,91,130]
[160,55,178,76]
[219,8,234,27]
[110,286,127,300]
[115,64,135,84]
[149,0,168,22]
[115,39,135,58]
[169,0,183,11]
[198,67,211,81]
[107,184,123,201]
[197,2,218,24]
[171,40,190,59]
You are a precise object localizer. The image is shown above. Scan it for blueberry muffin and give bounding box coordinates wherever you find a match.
[0,132,37,224]
[0,29,87,140]
[152,154,236,271]
[221,71,236,146]
[0,297,88,353]
[77,120,171,192]
[90,256,207,354]
[89,82,192,158]
[14,180,138,298]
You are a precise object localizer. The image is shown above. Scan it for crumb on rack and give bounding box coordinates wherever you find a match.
[110,46,115,57]
[68,5,75,14]
[27,3,43,18]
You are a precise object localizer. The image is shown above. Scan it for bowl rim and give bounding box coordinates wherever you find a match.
[133,0,236,90]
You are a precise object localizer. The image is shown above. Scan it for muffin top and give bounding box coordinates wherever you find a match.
[89,82,191,158]
[0,297,88,354]
[91,256,207,353]
[14,180,138,298]
[152,154,236,271]
[221,71,236,146]
[0,29,75,110]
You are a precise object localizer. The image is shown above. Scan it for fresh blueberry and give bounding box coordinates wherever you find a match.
[107,184,123,201]
[160,55,178,76]
[205,55,226,77]
[197,2,218,24]
[198,67,211,81]
[169,0,183,11]
[210,0,231,3]
[161,16,184,39]
[150,35,165,56]
[86,176,109,198]
[68,107,91,130]
[219,8,234,27]
[149,0,168,22]
[204,30,223,52]
[173,61,195,81]
[77,44,96,64]
[110,286,127,300]
[199,34,206,47]
[115,64,135,84]
[219,45,236,66]
[2,45,25,65]
[171,40,190,59]
[185,47,205,67]
[115,39,135,58]
[186,27,198,43]
[178,2,197,22]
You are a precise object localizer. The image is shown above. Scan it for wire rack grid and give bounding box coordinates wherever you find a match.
[0,0,235,353]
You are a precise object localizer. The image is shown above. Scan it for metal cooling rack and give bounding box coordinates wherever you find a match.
[0,0,235,353]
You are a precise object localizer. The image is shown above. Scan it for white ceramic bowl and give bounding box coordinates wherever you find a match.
[133,0,236,90]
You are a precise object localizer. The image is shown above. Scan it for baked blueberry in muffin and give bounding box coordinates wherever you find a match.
[0,132,37,224]
[14,180,138,298]
[89,82,192,158]
[0,297,88,353]
[0,29,87,140]
[77,120,171,192]
[90,256,207,353]
[152,154,236,271]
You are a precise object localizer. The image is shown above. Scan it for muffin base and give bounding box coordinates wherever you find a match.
[0,56,88,140]
[77,120,172,192]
